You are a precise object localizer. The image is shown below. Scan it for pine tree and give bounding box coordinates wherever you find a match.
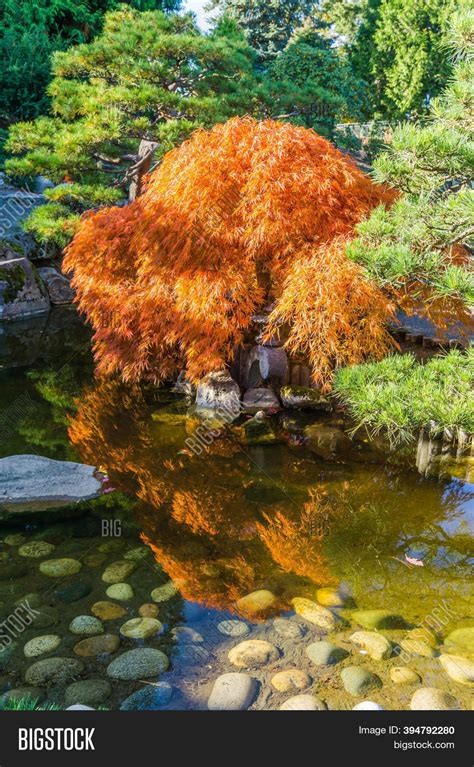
[5,9,256,247]
[347,0,473,324]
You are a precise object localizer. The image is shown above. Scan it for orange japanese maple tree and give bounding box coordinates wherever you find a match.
[64,116,397,390]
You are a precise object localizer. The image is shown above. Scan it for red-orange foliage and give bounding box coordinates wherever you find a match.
[64,117,396,387]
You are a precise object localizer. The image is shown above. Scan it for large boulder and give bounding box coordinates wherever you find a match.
[0,257,49,320]
[242,388,280,414]
[37,267,74,305]
[0,455,102,517]
[195,371,241,419]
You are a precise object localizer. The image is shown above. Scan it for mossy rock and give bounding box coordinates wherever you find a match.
[280,385,332,411]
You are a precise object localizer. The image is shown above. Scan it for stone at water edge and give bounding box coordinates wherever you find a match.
[101,560,136,584]
[306,641,349,666]
[280,385,331,411]
[39,558,82,578]
[23,635,61,658]
[279,695,327,711]
[120,617,163,640]
[217,620,250,638]
[228,640,279,669]
[341,666,382,697]
[195,371,241,417]
[236,589,277,616]
[0,455,102,515]
[107,648,169,681]
[73,635,120,657]
[106,583,134,601]
[65,679,112,707]
[37,267,74,305]
[439,654,474,687]
[353,701,384,710]
[208,673,258,711]
[0,257,49,320]
[271,669,312,693]
[69,616,104,636]
[91,601,127,621]
[18,541,55,558]
[390,667,421,685]
[291,597,337,630]
[350,631,392,661]
[120,683,173,711]
[241,388,281,414]
[410,688,459,711]
[272,618,304,640]
[25,657,84,687]
[352,609,408,631]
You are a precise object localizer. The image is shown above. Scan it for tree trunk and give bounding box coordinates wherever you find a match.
[128,140,159,201]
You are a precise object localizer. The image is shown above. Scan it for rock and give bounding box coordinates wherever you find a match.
[14,592,41,610]
[151,581,178,603]
[304,424,352,460]
[439,654,474,687]
[236,589,277,617]
[280,386,331,411]
[208,673,258,711]
[292,597,337,630]
[91,601,127,621]
[25,657,84,687]
[0,257,49,320]
[0,686,45,707]
[352,609,408,631]
[410,687,459,711]
[445,627,474,656]
[0,642,18,670]
[399,639,437,658]
[98,541,124,554]
[101,561,136,584]
[123,547,149,562]
[30,606,59,629]
[172,372,196,398]
[195,372,241,418]
[120,683,173,710]
[73,635,120,657]
[272,618,304,640]
[120,617,163,640]
[107,648,169,680]
[4,533,26,546]
[54,580,92,603]
[69,616,104,636]
[271,669,312,693]
[228,639,279,669]
[217,620,250,638]
[171,626,203,643]
[279,694,327,711]
[242,389,280,414]
[306,641,349,666]
[18,541,55,558]
[65,679,111,707]
[39,558,82,578]
[390,667,421,685]
[353,701,384,710]
[350,631,392,661]
[37,267,74,304]
[138,604,159,618]
[316,587,348,608]
[0,455,101,515]
[23,635,61,658]
[106,583,134,601]
[405,627,438,647]
[341,667,382,697]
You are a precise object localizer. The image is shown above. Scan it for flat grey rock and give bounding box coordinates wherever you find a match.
[0,455,102,514]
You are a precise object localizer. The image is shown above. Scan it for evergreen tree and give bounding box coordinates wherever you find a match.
[347,0,474,311]
[5,9,256,247]
[0,0,182,125]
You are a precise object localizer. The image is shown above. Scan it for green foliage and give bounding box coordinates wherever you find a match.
[262,25,368,135]
[0,0,183,125]
[207,0,317,61]
[6,8,257,247]
[334,350,474,444]
[347,2,474,305]
[0,697,62,711]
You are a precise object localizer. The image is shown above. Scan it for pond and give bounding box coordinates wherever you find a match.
[0,311,472,711]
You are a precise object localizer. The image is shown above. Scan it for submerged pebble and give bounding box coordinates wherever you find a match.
[271,669,312,693]
[106,583,134,601]
[39,558,82,577]
[410,687,459,710]
[120,617,163,640]
[107,648,169,680]
[91,601,127,621]
[228,639,279,669]
[292,597,337,630]
[102,561,136,584]
[279,694,326,711]
[18,541,55,558]
[208,673,258,711]
[23,635,61,658]
[217,619,250,638]
[69,615,104,636]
